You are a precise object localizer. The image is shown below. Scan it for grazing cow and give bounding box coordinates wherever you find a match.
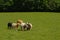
[17,19,32,31]
[8,22,19,29]
[18,22,32,31]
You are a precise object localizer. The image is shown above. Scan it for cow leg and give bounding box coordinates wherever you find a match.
[21,26,24,31]
[27,27,30,30]
[15,25,18,31]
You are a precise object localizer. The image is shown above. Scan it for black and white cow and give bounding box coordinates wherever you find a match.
[8,22,19,29]
[20,22,32,31]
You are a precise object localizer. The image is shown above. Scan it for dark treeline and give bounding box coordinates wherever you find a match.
[0,0,60,12]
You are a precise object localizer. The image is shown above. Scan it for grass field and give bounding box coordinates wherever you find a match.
[0,12,60,40]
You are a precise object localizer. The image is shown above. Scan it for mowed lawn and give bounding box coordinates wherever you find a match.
[0,12,60,40]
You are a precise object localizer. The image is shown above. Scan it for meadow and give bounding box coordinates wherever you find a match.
[0,12,60,40]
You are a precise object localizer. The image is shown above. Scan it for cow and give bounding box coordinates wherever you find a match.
[18,21,32,31]
[7,22,20,30]
[17,19,32,31]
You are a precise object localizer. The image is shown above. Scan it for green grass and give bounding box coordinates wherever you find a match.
[0,12,60,40]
